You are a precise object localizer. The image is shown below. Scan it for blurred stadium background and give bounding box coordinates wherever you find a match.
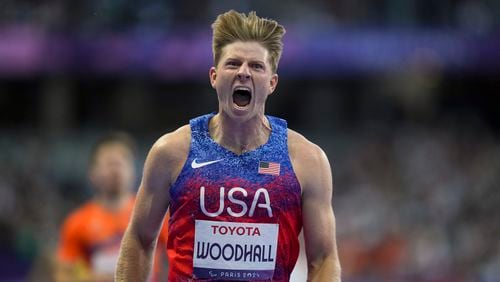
[1,1,499,281]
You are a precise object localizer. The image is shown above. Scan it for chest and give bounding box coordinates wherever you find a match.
[172,155,301,221]
[82,208,130,246]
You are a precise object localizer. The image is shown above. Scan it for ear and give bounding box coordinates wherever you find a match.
[209,67,217,89]
[268,73,279,95]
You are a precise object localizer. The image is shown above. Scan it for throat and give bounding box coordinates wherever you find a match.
[96,191,130,211]
[209,114,271,155]
[232,143,253,155]
[222,141,261,155]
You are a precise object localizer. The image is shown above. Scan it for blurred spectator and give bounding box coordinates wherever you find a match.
[54,132,168,282]
[335,120,500,281]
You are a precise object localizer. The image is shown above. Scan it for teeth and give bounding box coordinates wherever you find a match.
[235,87,251,92]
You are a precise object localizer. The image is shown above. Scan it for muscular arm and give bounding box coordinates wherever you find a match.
[290,132,341,281]
[115,128,189,282]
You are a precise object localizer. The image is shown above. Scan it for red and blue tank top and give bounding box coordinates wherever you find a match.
[167,113,302,281]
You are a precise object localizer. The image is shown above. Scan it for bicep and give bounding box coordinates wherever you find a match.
[129,143,173,247]
[301,148,337,263]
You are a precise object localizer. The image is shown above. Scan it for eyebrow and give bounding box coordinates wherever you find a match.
[224,57,266,65]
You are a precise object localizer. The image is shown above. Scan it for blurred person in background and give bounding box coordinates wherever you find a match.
[116,10,340,282]
[55,132,168,282]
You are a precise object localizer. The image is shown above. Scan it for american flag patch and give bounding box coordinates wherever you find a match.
[258,161,280,176]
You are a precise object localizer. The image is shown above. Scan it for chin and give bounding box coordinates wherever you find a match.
[224,104,256,120]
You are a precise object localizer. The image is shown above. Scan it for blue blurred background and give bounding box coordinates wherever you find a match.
[0,1,499,281]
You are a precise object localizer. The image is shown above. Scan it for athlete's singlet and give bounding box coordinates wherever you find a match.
[57,197,169,281]
[167,113,302,281]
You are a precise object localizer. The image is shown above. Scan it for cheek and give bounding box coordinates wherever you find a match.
[215,83,233,100]
[123,166,135,180]
[90,171,108,187]
[255,82,271,100]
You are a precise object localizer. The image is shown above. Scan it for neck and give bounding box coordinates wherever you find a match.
[95,190,130,211]
[210,112,271,155]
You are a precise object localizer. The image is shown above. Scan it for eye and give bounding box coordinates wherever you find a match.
[252,63,264,70]
[226,61,240,68]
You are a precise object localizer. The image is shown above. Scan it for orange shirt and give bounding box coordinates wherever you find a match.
[57,196,168,277]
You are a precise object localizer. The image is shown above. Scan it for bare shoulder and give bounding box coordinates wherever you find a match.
[288,129,329,166]
[151,125,191,159]
[145,124,191,184]
[287,129,332,193]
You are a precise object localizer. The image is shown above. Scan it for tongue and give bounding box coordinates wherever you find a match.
[233,90,251,107]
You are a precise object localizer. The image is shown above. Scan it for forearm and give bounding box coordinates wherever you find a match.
[115,229,156,282]
[307,255,341,282]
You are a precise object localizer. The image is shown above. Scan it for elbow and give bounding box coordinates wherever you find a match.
[307,255,342,282]
[334,261,342,280]
[134,226,159,251]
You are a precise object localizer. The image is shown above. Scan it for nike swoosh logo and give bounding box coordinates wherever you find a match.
[191,158,223,169]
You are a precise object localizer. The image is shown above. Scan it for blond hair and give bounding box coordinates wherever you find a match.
[211,10,286,73]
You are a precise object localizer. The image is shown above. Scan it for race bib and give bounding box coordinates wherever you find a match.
[193,220,279,280]
[91,246,120,275]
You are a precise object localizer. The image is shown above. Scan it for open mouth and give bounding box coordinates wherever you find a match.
[232,88,252,108]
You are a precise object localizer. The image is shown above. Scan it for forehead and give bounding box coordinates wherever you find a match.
[220,41,269,62]
[94,143,132,161]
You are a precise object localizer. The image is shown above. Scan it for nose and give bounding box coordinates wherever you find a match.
[237,63,251,80]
